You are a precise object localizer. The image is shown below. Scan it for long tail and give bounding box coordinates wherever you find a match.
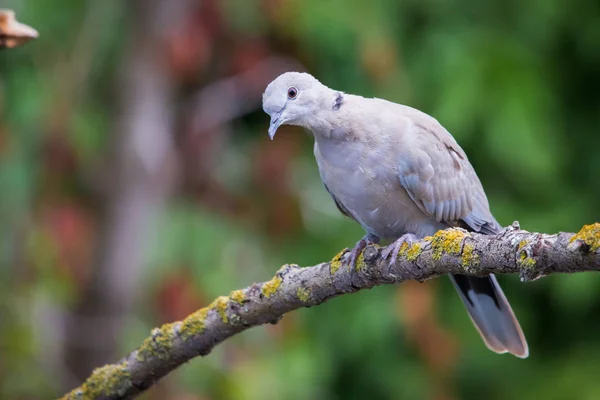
[449,274,529,358]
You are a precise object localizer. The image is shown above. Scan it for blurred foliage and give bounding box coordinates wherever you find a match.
[1,0,600,399]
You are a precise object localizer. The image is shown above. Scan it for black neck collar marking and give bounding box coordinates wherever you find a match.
[332,92,344,111]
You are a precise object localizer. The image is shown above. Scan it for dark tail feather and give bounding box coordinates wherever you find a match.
[449,274,528,358]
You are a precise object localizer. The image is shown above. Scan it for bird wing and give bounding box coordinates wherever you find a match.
[396,112,501,234]
[323,182,356,221]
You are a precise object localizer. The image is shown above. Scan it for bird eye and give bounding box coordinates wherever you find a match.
[287,87,298,99]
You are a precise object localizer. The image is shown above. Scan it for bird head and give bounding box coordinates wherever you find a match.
[262,72,329,139]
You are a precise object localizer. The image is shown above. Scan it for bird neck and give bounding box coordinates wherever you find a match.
[302,90,350,140]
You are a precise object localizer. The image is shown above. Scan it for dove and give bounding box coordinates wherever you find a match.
[262,72,528,358]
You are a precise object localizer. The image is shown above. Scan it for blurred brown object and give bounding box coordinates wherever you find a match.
[0,9,38,49]
[165,1,219,83]
[0,123,10,155]
[253,130,304,238]
[180,56,304,220]
[156,269,206,321]
[40,202,95,290]
[62,0,190,388]
[397,282,459,400]
[360,36,397,84]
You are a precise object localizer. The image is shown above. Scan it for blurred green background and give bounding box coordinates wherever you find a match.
[1,0,600,399]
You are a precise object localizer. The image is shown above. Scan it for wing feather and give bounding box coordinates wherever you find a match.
[323,182,356,221]
[397,117,501,234]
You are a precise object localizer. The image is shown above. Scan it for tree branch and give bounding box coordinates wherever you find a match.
[60,223,600,399]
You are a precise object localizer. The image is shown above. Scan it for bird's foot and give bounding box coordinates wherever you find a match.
[381,233,419,266]
[344,234,379,269]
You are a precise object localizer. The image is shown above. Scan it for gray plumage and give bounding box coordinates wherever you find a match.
[263,72,528,358]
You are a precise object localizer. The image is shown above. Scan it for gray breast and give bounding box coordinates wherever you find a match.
[314,137,435,239]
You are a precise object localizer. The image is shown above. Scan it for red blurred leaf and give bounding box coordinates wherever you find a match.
[166,19,212,82]
[39,202,95,288]
[230,39,270,76]
[165,0,223,82]
[41,134,78,176]
[253,130,304,237]
[155,270,205,321]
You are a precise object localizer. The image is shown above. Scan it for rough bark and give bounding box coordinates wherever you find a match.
[60,223,600,399]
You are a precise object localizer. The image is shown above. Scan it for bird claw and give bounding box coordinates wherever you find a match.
[381,233,419,266]
[343,235,378,269]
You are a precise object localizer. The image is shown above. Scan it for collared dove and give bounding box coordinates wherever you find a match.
[262,72,528,358]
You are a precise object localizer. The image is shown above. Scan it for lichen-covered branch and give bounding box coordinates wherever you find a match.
[60,223,600,400]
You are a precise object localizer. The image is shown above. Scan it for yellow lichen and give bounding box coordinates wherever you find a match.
[405,243,423,261]
[153,323,177,349]
[330,250,345,274]
[430,229,468,260]
[212,296,229,323]
[60,361,132,399]
[262,275,282,298]
[297,287,311,303]
[570,223,600,252]
[520,258,536,268]
[355,251,366,271]
[179,306,209,340]
[137,323,177,361]
[179,295,231,339]
[135,294,235,363]
[518,251,537,269]
[461,243,480,268]
[398,242,410,255]
[229,289,246,304]
[60,389,83,400]
[518,240,528,250]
